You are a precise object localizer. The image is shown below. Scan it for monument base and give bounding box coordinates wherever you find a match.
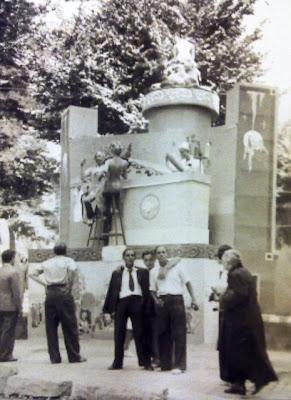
[29,244,220,345]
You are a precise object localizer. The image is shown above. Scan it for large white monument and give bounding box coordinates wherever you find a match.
[28,38,221,344]
[29,40,279,346]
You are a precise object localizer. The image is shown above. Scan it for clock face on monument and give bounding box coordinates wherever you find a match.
[140,194,160,220]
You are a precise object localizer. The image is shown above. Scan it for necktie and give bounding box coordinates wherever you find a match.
[128,268,134,291]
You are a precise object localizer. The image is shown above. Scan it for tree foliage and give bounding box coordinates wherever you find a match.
[30,0,263,140]
[0,0,58,237]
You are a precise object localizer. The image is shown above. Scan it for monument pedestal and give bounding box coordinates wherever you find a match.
[122,171,210,245]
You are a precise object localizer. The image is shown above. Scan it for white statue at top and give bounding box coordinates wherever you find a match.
[172,37,196,68]
[162,36,201,88]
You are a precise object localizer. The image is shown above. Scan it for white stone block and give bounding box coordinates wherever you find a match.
[5,376,72,398]
[122,171,210,245]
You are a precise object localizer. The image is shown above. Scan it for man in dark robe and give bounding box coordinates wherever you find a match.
[219,249,278,395]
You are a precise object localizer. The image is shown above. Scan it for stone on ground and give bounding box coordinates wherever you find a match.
[0,365,18,394]
[5,376,72,398]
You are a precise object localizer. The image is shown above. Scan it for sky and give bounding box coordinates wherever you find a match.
[36,0,291,128]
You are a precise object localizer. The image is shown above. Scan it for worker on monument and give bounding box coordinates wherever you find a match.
[102,142,129,244]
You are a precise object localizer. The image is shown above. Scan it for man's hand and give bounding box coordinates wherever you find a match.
[104,313,112,324]
[211,286,225,296]
[191,301,199,311]
[155,298,164,307]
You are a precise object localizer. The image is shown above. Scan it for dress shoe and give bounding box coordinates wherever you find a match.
[171,368,185,375]
[108,364,123,370]
[70,356,87,363]
[251,382,266,395]
[51,360,61,364]
[144,364,154,371]
[224,383,246,395]
[0,357,18,362]
[152,359,160,368]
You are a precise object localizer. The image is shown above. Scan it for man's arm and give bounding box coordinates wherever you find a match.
[157,257,181,280]
[165,257,181,271]
[103,272,116,315]
[185,281,199,310]
[29,267,46,287]
[70,267,82,303]
[150,290,164,307]
[9,271,22,313]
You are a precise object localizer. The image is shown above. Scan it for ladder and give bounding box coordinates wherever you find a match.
[87,196,126,248]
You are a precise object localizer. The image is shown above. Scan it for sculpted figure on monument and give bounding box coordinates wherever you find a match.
[162,36,201,88]
[166,141,201,173]
[103,142,129,242]
[79,151,106,225]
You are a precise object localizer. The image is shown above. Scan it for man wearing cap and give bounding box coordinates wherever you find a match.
[29,242,86,364]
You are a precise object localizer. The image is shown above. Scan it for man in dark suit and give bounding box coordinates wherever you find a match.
[0,249,22,362]
[103,248,151,370]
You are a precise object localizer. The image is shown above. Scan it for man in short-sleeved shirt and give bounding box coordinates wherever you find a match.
[151,246,198,374]
[150,262,189,295]
[0,250,22,362]
[30,243,85,364]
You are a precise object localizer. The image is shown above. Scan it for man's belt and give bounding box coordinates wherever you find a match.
[47,283,67,288]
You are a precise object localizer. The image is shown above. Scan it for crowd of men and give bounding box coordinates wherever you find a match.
[103,246,198,373]
[0,243,278,396]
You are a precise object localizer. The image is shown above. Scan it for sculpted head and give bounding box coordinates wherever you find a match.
[110,142,123,157]
[94,151,105,166]
[178,142,191,159]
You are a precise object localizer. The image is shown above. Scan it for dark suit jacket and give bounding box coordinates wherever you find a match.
[0,265,22,312]
[103,266,150,314]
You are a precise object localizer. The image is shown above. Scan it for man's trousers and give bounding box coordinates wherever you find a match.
[143,313,159,364]
[113,295,149,368]
[158,294,187,371]
[45,287,81,363]
[0,311,18,361]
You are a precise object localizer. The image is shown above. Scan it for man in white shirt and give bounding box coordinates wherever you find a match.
[151,246,199,374]
[29,243,86,364]
[0,250,22,362]
[103,248,151,370]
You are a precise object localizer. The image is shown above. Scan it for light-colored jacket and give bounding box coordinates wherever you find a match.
[0,264,22,312]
